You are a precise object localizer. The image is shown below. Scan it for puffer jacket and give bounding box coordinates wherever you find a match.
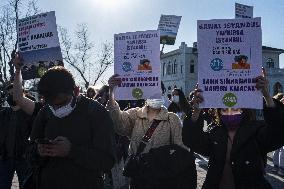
[182,100,284,189]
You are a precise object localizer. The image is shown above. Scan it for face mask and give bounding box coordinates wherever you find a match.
[172,95,179,103]
[7,94,17,107]
[220,114,243,130]
[49,98,76,118]
[146,99,164,109]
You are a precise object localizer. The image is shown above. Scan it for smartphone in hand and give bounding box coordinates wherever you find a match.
[36,138,53,145]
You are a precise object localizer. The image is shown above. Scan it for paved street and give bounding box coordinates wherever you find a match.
[12,153,284,189]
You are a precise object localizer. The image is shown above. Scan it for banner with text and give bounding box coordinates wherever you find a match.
[235,3,253,19]
[158,15,181,45]
[114,30,161,100]
[197,17,262,109]
[17,11,63,80]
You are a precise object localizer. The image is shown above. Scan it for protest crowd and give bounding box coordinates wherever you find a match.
[1,5,284,189]
[0,51,283,189]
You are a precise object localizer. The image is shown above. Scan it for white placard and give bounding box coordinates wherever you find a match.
[114,30,161,100]
[158,15,181,45]
[17,11,63,80]
[235,3,253,19]
[18,11,60,52]
[197,18,262,109]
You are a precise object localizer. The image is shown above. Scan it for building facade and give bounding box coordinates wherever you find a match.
[161,42,284,97]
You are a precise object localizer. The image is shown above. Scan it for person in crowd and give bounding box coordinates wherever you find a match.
[182,74,284,189]
[107,74,196,189]
[0,84,35,189]
[86,86,97,99]
[161,81,171,108]
[29,66,115,189]
[272,92,284,176]
[94,85,110,106]
[168,88,191,122]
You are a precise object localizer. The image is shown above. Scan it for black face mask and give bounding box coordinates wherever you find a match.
[7,94,17,107]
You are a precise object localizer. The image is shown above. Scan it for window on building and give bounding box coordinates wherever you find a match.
[174,59,177,74]
[266,58,275,68]
[167,62,171,75]
[181,65,183,74]
[190,65,194,73]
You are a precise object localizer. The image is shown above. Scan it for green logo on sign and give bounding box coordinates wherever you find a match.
[132,88,143,99]
[222,93,237,107]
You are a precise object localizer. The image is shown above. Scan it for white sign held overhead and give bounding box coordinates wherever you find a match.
[114,30,161,100]
[235,3,253,19]
[158,15,181,45]
[17,11,63,80]
[197,18,262,109]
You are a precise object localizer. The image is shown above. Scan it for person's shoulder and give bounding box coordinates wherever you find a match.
[79,95,108,115]
[167,111,181,123]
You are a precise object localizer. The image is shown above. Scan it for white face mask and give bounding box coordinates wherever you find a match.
[146,99,164,109]
[172,95,179,103]
[49,98,76,118]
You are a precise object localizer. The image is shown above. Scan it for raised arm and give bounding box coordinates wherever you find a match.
[13,53,36,115]
[182,86,212,156]
[106,74,138,137]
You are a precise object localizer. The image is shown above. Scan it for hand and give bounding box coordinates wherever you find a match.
[190,84,204,110]
[12,52,24,71]
[255,68,269,98]
[255,68,275,107]
[108,74,121,92]
[38,136,71,158]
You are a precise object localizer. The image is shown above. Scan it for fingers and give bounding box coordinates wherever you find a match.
[262,67,266,77]
[108,74,122,88]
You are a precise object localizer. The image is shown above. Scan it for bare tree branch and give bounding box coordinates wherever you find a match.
[59,24,112,89]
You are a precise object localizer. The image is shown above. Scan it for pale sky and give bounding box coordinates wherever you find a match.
[3,0,284,87]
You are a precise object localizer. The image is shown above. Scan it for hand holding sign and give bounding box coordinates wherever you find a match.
[12,52,24,71]
[108,74,122,92]
[255,68,275,107]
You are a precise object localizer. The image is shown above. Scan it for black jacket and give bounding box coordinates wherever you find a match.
[0,107,33,159]
[182,100,284,189]
[30,95,116,189]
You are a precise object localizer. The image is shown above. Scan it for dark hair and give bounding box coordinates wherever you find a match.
[140,59,150,65]
[95,85,110,99]
[234,55,248,62]
[168,102,181,113]
[173,88,191,114]
[86,86,96,98]
[38,66,75,101]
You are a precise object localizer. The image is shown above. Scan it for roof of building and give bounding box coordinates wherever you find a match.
[262,46,284,53]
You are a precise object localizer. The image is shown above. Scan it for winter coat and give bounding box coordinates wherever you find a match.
[107,102,184,155]
[182,100,284,189]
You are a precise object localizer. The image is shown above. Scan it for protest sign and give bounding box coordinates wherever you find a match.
[114,30,161,100]
[17,11,63,80]
[158,15,181,45]
[197,17,262,109]
[235,3,253,19]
